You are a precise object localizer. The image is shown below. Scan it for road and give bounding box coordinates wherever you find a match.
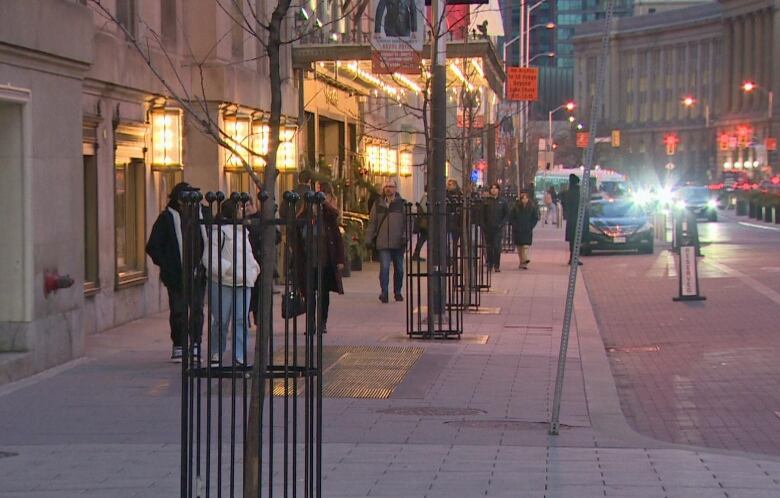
[582,211,780,456]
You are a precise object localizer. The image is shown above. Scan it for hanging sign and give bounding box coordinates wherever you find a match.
[506,67,538,101]
[371,0,424,74]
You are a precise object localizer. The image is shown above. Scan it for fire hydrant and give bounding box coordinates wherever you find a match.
[44,270,75,296]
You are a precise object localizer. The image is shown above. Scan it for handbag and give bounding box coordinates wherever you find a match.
[281,290,306,319]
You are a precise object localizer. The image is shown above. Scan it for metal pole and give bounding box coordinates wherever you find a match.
[549,0,615,436]
[769,91,773,120]
[428,0,447,328]
[516,0,526,190]
[548,109,553,155]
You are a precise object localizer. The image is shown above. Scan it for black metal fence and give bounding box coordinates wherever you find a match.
[179,190,324,498]
[405,199,464,338]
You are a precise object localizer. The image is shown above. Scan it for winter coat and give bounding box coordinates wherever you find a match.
[297,202,345,295]
[203,222,260,288]
[510,201,540,246]
[146,203,206,291]
[564,185,590,243]
[446,190,463,236]
[482,196,508,235]
[366,193,407,251]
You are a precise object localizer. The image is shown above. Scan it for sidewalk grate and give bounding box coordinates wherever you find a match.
[381,334,489,344]
[466,307,501,315]
[271,346,423,398]
[443,419,582,430]
[377,407,486,416]
[606,345,661,353]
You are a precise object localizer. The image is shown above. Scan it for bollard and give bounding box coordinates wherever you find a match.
[673,210,706,302]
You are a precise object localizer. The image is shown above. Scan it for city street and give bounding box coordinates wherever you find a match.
[582,212,780,456]
[2,225,780,497]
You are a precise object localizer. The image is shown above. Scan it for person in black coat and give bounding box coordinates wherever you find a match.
[146,182,207,361]
[564,174,590,265]
[509,190,540,270]
[482,184,508,272]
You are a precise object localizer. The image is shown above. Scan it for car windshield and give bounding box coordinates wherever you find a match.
[677,187,710,202]
[590,201,644,218]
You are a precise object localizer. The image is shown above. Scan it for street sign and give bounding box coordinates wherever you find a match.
[576,132,590,148]
[766,137,777,151]
[594,137,611,144]
[664,134,679,155]
[611,130,620,147]
[506,67,539,101]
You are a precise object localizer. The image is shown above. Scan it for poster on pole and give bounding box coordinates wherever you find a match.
[506,67,538,101]
[371,0,424,74]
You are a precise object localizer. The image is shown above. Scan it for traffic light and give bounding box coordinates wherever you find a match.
[664,134,679,156]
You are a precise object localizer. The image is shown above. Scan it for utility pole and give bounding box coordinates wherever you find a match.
[427,0,447,331]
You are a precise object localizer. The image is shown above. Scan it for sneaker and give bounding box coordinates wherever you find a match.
[210,353,220,365]
[521,265,528,270]
[394,293,404,302]
[494,267,500,273]
[379,294,389,303]
[192,344,200,358]
[171,346,183,361]
[523,259,530,264]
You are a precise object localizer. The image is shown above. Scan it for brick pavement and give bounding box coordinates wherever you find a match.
[1,225,780,497]
[582,214,780,457]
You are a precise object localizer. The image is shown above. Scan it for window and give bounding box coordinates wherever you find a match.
[231,0,244,59]
[116,0,136,38]
[161,0,177,47]
[84,154,99,294]
[115,158,146,286]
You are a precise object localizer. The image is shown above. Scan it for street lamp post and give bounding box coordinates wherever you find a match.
[742,81,775,172]
[548,101,575,159]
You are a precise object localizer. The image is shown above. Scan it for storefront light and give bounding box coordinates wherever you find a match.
[224,115,251,168]
[249,122,297,171]
[150,107,182,168]
[399,151,413,177]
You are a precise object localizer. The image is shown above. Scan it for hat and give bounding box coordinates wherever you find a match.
[569,174,580,185]
[169,182,199,200]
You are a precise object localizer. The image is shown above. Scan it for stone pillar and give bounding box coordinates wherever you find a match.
[722,21,733,115]
[732,17,743,114]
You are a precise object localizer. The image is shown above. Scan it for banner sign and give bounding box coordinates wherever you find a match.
[506,67,538,101]
[679,245,698,297]
[371,0,424,74]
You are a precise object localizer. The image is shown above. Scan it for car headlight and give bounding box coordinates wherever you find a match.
[707,199,718,209]
[675,199,687,209]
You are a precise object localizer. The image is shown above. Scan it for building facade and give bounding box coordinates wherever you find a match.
[573,0,778,182]
[573,3,723,182]
[0,0,298,383]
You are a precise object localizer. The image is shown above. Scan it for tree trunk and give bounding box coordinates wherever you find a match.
[244,1,291,496]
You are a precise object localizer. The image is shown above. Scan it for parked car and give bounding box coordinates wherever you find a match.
[584,199,654,255]
[673,185,718,222]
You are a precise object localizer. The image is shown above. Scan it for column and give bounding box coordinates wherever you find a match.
[732,17,743,114]
[722,21,733,115]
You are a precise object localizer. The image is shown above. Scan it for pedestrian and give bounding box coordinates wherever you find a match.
[246,194,281,327]
[544,186,558,226]
[446,178,463,245]
[509,190,540,270]
[412,186,428,261]
[564,174,589,265]
[203,197,260,366]
[299,182,345,333]
[365,179,407,303]
[146,182,206,362]
[482,183,507,272]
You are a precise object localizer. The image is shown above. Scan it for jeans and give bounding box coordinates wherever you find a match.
[412,230,427,259]
[209,282,251,363]
[378,248,404,297]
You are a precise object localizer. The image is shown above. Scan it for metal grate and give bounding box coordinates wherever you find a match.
[466,306,501,315]
[381,334,488,344]
[606,345,661,353]
[377,407,486,416]
[323,346,424,399]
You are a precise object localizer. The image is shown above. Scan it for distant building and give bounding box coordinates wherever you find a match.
[573,0,779,181]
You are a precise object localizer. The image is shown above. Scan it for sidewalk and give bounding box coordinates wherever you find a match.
[1,226,780,497]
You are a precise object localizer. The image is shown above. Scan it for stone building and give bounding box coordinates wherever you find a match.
[0,0,297,382]
[573,0,779,182]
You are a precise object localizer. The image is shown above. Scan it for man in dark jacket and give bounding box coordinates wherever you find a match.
[482,184,507,272]
[564,174,589,265]
[146,182,206,361]
[365,179,407,303]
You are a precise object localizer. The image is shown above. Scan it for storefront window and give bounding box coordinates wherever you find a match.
[115,158,146,287]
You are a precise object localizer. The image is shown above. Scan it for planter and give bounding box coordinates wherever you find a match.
[736,199,748,216]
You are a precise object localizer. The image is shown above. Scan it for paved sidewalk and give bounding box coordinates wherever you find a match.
[1,226,780,497]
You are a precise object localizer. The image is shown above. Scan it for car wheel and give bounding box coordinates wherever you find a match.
[639,242,654,254]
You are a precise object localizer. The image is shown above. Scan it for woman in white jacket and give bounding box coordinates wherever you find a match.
[203,198,260,365]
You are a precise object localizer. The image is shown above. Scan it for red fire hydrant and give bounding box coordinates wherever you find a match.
[44,270,75,296]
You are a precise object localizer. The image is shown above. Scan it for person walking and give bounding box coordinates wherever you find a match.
[482,183,507,272]
[544,186,558,226]
[203,198,260,366]
[146,182,206,362]
[564,174,589,265]
[509,190,540,270]
[300,182,345,333]
[412,186,428,261]
[365,179,407,303]
[446,178,463,246]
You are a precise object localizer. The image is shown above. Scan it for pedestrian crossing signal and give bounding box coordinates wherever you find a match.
[664,134,679,156]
